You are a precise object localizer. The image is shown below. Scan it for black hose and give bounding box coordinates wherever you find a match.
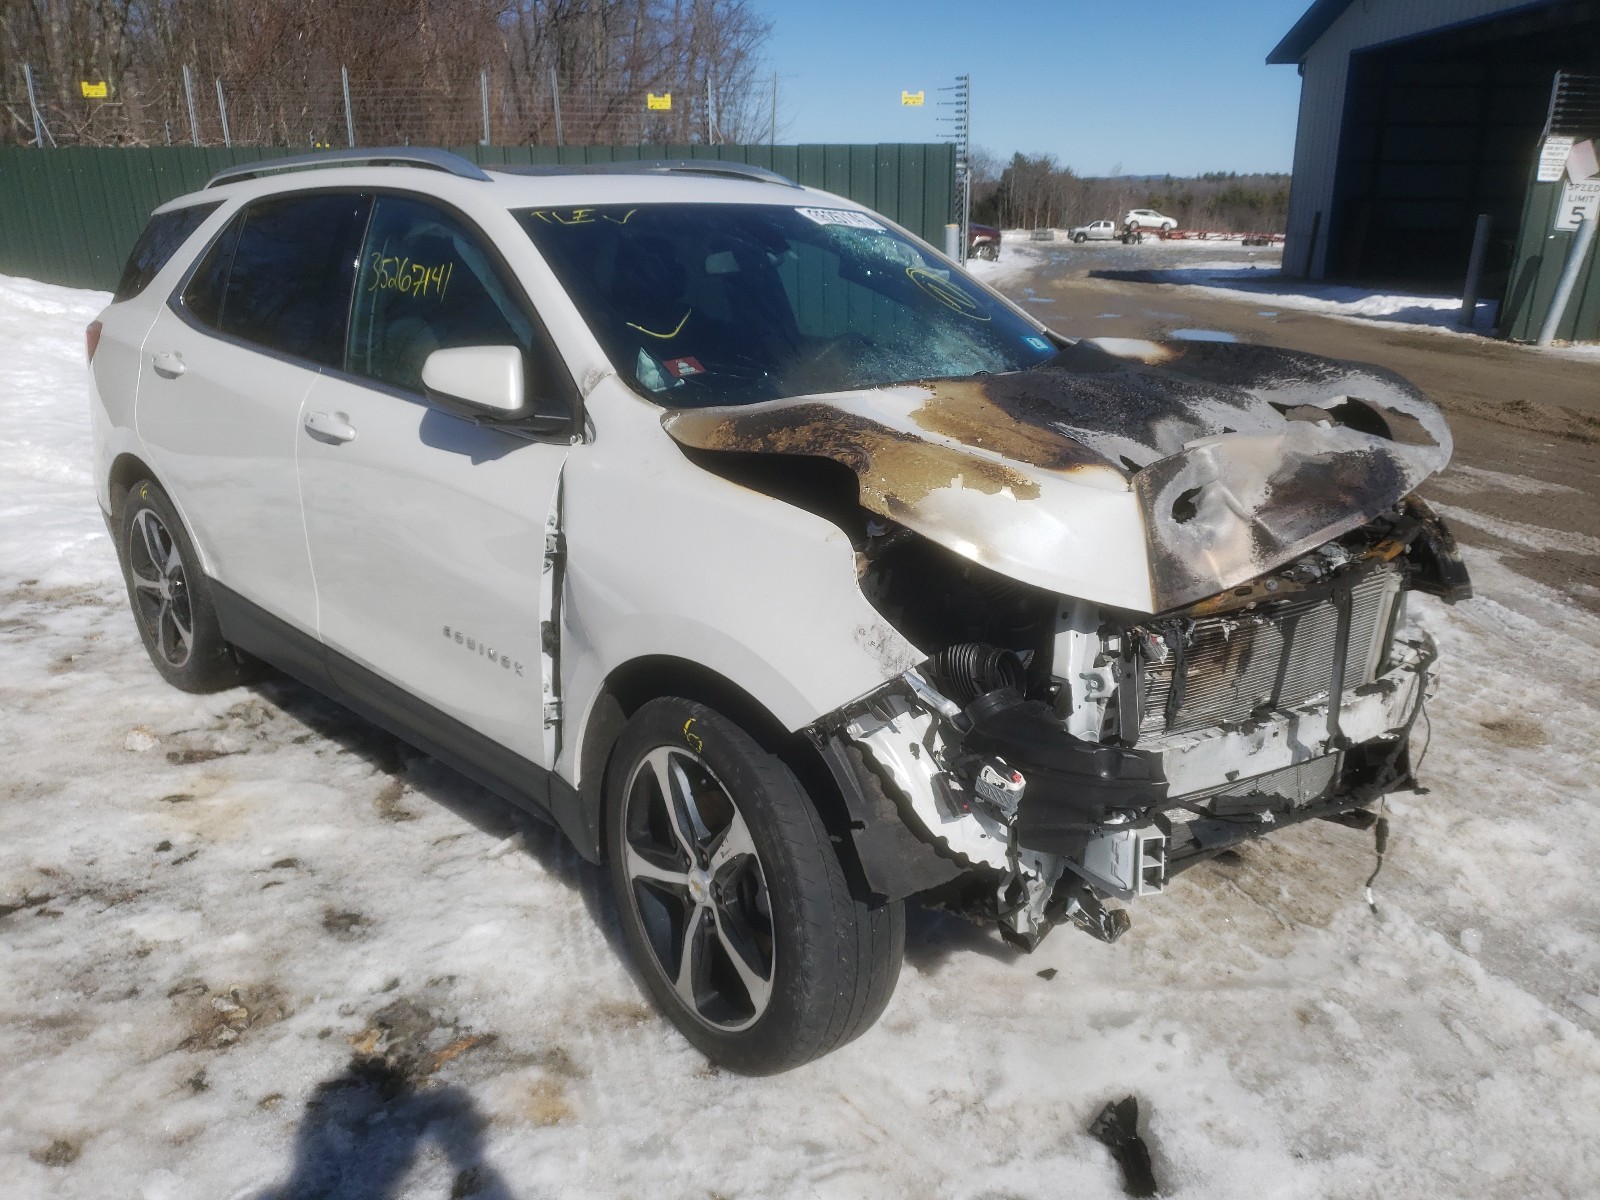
[927,643,1027,705]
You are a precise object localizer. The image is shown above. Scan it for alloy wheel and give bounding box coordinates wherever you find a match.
[620,745,775,1032]
[128,508,195,668]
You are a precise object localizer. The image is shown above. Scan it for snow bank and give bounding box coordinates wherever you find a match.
[3,275,1599,1199]
[1130,263,1506,334]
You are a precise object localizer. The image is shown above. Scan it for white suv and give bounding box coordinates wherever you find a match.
[1123,208,1177,232]
[90,149,1470,1073]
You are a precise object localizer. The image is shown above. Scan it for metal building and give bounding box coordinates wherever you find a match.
[1269,0,1600,302]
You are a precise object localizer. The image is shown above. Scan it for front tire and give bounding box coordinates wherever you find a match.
[117,478,245,693]
[605,698,903,1073]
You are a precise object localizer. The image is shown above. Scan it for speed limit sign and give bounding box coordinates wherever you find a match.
[1555,179,1600,231]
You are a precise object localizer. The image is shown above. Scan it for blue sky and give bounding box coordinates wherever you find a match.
[746,0,1312,176]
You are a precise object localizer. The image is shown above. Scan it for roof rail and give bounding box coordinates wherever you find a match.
[492,159,801,188]
[206,147,491,189]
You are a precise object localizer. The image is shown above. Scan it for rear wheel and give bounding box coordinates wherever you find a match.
[117,479,245,693]
[605,698,903,1073]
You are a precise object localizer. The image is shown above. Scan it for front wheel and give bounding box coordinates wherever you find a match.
[605,698,903,1073]
[1074,233,1087,243]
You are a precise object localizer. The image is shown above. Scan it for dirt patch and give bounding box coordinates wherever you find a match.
[30,1138,81,1167]
[374,779,418,823]
[176,982,290,1051]
[521,1077,574,1126]
[343,995,496,1093]
[1478,715,1548,748]
[322,909,370,939]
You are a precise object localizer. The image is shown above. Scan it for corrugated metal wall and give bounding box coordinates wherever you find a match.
[0,143,956,292]
[1279,0,1554,279]
[1499,172,1600,341]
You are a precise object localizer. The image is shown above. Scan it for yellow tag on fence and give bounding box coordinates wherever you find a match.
[80,81,108,99]
[646,92,672,111]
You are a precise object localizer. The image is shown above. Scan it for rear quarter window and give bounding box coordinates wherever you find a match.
[114,203,221,303]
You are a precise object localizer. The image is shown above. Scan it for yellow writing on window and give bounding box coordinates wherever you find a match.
[525,207,638,226]
[365,252,454,300]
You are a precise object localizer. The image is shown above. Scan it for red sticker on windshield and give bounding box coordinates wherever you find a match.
[663,356,705,378]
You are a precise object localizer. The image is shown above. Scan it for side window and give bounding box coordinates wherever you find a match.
[115,202,221,302]
[180,193,371,366]
[348,195,534,395]
[180,210,243,329]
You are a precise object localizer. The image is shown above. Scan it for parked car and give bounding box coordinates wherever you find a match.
[91,149,1469,1074]
[1124,208,1177,232]
[1068,219,1119,243]
[968,221,1001,260]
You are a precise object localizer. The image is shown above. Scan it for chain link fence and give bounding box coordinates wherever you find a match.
[4,64,759,149]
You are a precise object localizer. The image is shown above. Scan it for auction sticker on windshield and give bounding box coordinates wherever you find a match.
[796,207,885,231]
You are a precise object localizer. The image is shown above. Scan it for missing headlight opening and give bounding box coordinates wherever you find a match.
[817,493,1464,951]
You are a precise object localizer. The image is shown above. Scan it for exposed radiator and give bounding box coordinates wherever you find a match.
[1138,566,1402,740]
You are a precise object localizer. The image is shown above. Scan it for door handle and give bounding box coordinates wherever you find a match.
[151,350,186,379]
[304,410,357,444]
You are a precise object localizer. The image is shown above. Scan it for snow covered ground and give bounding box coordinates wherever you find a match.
[3,275,1599,1200]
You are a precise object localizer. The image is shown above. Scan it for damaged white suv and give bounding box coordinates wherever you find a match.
[90,149,1470,1073]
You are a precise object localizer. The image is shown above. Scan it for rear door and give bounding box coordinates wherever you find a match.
[138,192,371,634]
[296,193,576,768]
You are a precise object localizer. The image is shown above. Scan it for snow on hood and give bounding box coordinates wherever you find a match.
[662,338,1453,614]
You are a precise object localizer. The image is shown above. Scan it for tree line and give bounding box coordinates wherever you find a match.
[972,151,1290,234]
[2,0,772,147]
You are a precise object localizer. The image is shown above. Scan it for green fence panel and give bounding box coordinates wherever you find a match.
[0,142,956,292]
[1499,165,1600,343]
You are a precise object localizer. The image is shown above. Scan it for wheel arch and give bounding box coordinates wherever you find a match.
[106,452,160,525]
[574,655,876,900]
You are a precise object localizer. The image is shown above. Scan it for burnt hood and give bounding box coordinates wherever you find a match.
[662,338,1453,614]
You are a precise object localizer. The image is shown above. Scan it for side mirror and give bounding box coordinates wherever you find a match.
[421,345,569,434]
[422,345,524,414]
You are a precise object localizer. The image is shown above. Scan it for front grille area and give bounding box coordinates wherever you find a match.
[1137,566,1402,740]
[1162,755,1344,850]
[1200,754,1343,811]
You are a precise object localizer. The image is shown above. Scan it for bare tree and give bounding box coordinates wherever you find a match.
[3,0,775,147]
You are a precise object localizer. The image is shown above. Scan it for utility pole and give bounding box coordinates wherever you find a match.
[770,71,777,146]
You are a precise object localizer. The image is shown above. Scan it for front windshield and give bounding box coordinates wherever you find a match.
[516,203,1057,406]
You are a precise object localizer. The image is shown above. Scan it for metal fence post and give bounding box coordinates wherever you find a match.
[1537,216,1597,346]
[182,64,200,145]
[480,69,491,144]
[1458,213,1491,327]
[341,66,355,147]
[22,63,48,147]
[215,78,232,147]
[550,69,564,147]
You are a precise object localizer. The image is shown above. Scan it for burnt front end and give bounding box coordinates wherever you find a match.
[824,498,1466,948]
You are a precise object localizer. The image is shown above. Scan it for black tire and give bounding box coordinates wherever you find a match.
[605,698,903,1074]
[1074,233,1087,244]
[117,478,246,693]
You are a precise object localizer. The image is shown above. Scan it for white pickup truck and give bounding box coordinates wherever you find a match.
[1068,219,1119,243]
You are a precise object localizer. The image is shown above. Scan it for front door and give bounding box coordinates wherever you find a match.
[296,193,573,768]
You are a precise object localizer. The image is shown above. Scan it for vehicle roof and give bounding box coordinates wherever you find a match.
[154,161,858,218]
